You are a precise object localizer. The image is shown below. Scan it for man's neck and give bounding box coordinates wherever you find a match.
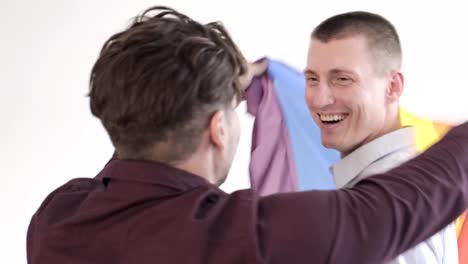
[117,146,218,185]
[341,118,402,158]
[173,155,218,185]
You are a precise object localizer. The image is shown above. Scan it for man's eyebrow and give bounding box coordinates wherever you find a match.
[303,69,317,75]
[329,68,355,75]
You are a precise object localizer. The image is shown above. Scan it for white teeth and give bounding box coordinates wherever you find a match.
[319,114,346,122]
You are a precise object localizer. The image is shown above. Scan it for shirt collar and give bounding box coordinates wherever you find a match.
[331,126,417,188]
[95,158,212,191]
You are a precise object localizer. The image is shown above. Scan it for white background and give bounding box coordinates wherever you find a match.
[2,0,468,263]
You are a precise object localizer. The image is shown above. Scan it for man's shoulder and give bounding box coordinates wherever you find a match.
[360,146,419,178]
[32,178,103,214]
[26,179,263,263]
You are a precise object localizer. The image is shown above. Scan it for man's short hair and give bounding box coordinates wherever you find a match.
[311,11,402,74]
[89,6,246,162]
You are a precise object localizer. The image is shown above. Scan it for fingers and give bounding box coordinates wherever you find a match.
[249,59,268,77]
[239,59,269,90]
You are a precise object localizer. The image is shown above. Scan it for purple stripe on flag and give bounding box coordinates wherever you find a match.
[246,75,298,195]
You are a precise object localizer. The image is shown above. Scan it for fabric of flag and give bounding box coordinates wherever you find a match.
[246,59,339,196]
[247,58,466,262]
[400,108,467,264]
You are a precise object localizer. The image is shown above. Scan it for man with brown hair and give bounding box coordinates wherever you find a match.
[305,11,457,263]
[27,6,468,264]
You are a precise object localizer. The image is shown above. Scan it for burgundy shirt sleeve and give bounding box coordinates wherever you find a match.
[257,122,468,264]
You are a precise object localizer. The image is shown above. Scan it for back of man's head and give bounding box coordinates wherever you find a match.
[88,6,246,163]
[312,11,402,75]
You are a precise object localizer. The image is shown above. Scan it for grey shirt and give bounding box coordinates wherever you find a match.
[331,127,458,264]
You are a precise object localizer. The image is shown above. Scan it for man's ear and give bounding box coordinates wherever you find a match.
[208,110,226,150]
[386,71,404,104]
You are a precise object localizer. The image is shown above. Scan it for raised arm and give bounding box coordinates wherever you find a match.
[258,121,468,264]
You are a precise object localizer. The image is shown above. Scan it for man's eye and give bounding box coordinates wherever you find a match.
[334,76,352,85]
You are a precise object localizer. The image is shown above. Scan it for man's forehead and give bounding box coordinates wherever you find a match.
[303,68,356,75]
[306,38,373,73]
[307,35,370,60]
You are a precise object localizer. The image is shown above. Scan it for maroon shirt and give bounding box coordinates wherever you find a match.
[27,122,468,264]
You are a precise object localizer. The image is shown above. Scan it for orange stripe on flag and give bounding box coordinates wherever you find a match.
[459,211,468,264]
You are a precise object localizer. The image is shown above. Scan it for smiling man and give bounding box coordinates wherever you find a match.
[26,6,468,264]
[305,11,458,263]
